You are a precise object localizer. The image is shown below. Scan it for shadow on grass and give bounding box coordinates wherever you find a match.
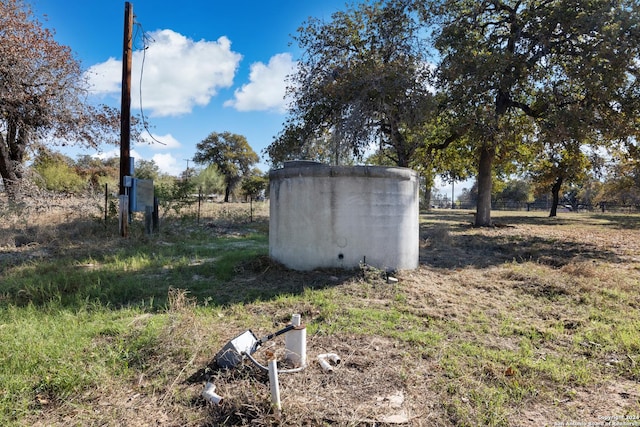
[422,209,640,229]
[0,217,361,311]
[3,210,637,309]
[494,213,640,230]
[420,211,634,269]
[592,213,640,230]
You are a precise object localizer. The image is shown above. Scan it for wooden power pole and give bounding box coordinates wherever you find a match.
[119,2,133,236]
[119,1,133,195]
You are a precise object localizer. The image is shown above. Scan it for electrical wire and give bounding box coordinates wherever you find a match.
[133,18,166,146]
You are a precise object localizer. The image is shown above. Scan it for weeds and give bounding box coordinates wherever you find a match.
[1,206,640,425]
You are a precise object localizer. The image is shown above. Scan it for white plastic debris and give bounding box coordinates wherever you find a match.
[202,382,223,405]
[317,352,341,372]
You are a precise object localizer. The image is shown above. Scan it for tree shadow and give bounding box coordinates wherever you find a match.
[419,212,630,269]
[423,210,640,230]
[4,210,637,309]
[0,216,361,310]
[591,213,640,230]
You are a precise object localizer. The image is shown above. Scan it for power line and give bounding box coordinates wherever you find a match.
[133,18,166,147]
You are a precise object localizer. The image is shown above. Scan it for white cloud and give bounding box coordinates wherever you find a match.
[94,148,126,160]
[152,153,182,176]
[92,149,181,176]
[137,132,181,150]
[85,57,122,96]
[224,53,296,113]
[85,30,242,117]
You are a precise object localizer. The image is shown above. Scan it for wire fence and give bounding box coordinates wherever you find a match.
[2,188,638,236]
[175,197,269,225]
[0,187,269,236]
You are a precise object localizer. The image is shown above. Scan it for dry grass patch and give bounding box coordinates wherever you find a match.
[3,205,640,426]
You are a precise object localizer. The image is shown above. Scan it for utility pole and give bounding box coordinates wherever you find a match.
[119,2,133,236]
[184,159,190,177]
[119,2,133,195]
[451,181,455,209]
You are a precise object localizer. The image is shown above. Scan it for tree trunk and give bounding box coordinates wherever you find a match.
[549,176,563,217]
[393,126,411,168]
[421,171,435,210]
[423,182,432,210]
[0,126,25,201]
[0,151,20,200]
[224,185,230,203]
[475,142,495,227]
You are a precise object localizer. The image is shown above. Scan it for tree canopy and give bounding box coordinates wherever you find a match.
[240,168,268,201]
[193,131,259,202]
[266,0,436,168]
[269,0,640,225]
[424,0,640,225]
[0,0,121,199]
[193,164,226,197]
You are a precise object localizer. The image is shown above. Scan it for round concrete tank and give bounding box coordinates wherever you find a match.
[269,162,419,271]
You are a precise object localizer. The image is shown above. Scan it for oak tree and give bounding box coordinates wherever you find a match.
[599,142,640,207]
[528,141,591,216]
[266,0,436,168]
[240,168,268,201]
[193,132,259,202]
[425,0,640,226]
[0,0,121,199]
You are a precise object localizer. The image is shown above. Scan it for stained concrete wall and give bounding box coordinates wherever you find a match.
[269,162,419,271]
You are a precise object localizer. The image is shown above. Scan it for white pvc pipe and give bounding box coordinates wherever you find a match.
[317,355,333,372]
[268,359,281,411]
[291,313,301,327]
[317,353,341,365]
[317,353,341,372]
[285,314,307,368]
[202,382,223,405]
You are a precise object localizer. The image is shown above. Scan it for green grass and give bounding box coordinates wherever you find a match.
[0,218,272,425]
[1,232,268,309]
[0,303,165,424]
[1,209,639,425]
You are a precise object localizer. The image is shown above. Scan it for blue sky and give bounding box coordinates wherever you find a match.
[30,0,350,176]
[30,0,465,198]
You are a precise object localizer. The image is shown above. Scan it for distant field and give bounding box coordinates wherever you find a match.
[0,202,639,426]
